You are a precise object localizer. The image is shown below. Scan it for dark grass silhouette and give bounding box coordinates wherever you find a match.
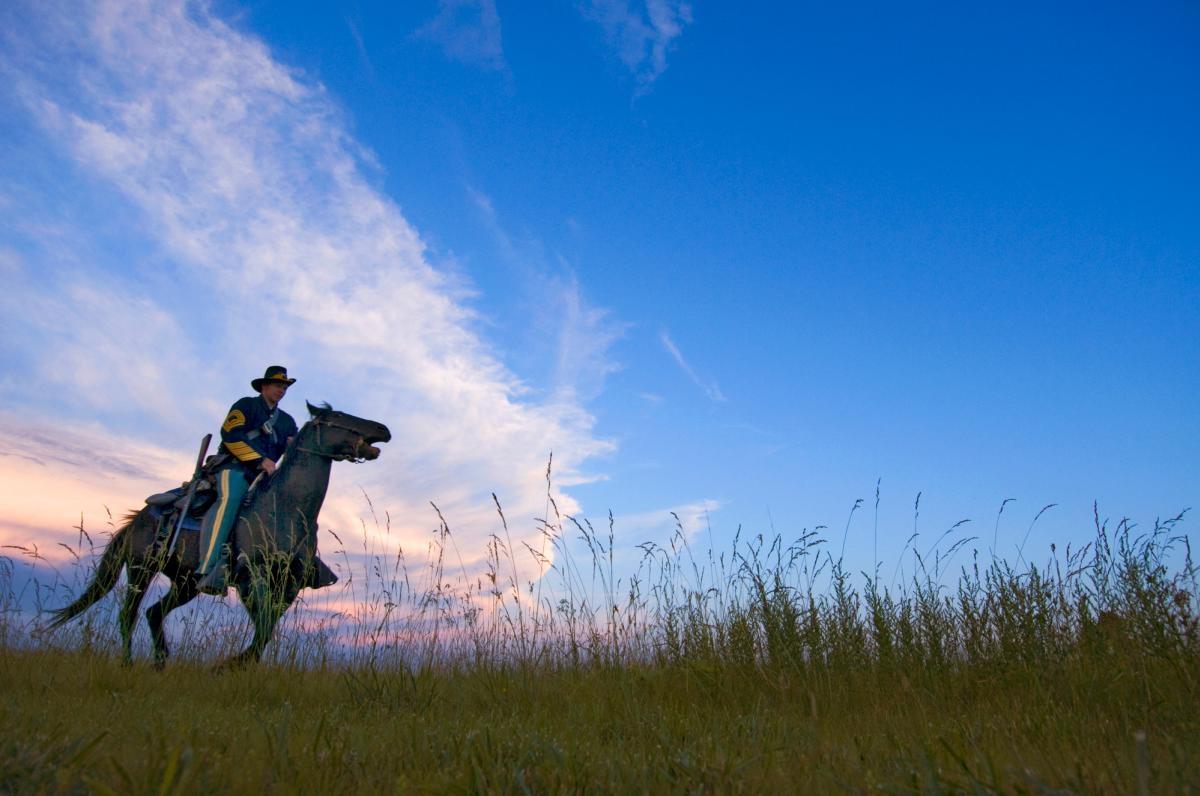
[2,484,1195,792]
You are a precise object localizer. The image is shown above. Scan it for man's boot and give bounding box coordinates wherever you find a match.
[196,556,228,595]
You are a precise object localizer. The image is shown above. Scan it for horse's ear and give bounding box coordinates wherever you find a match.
[307,401,331,418]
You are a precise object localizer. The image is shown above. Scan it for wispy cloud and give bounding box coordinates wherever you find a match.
[346,17,374,79]
[468,185,520,264]
[547,271,623,405]
[610,498,722,547]
[0,412,191,558]
[0,1,610,580]
[660,329,725,403]
[469,185,627,409]
[0,273,206,427]
[416,0,506,71]
[578,0,693,89]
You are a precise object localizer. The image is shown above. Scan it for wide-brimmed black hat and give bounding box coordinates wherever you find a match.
[252,365,297,392]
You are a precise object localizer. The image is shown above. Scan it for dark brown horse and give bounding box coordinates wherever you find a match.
[47,403,391,667]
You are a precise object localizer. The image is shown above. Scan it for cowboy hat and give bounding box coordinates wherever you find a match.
[251,365,297,391]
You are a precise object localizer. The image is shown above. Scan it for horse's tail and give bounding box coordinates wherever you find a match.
[45,519,134,629]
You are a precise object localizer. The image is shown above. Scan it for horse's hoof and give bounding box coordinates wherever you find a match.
[213,653,257,673]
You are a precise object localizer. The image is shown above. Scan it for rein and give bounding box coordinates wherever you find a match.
[293,416,373,463]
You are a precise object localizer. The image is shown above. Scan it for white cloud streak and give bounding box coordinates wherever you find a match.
[469,185,627,406]
[551,272,625,405]
[578,0,693,89]
[0,0,613,583]
[660,330,725,403]
[611,498,721,545]
[346,18,374,79]
[415,0,506,71]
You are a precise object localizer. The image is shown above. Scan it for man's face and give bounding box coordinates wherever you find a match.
[261,382,288,404]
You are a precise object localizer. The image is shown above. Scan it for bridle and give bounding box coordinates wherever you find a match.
[294,415,374,463]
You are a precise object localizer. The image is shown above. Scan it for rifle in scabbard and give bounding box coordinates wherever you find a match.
[166,433,212,558]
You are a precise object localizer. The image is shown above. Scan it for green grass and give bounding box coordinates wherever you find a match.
[1,501,1196,793]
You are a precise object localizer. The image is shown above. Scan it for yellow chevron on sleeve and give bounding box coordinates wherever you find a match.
[225,441,261,461]
[222,409,246,432]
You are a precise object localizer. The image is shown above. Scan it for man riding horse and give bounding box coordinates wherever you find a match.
[47,371,392,667]
[196,365,299,594]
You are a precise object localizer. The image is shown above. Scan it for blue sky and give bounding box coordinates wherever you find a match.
[1,0,1196,596]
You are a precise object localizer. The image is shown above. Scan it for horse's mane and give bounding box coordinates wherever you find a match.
[248,401,342,493]
[261,404,329,484]
[264,436,305,486]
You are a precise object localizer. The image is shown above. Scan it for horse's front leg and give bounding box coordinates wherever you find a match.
[223,560,301,668]
[145,572,201,669]
[119,564,156,665]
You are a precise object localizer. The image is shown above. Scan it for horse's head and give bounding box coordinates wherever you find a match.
[303,402,392,462]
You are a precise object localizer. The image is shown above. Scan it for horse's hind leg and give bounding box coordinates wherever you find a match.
[119,564,155,665]
[146,576,200,669]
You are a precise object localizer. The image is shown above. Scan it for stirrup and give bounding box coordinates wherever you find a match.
[303,556,339,589]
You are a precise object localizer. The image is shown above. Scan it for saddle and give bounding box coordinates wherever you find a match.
[144,480,216,536]
[142,451,236,534]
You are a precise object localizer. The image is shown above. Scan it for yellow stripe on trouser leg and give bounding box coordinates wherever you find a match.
[198,469,249,574]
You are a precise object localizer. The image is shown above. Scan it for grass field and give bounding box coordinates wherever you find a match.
[1,502,1196,793]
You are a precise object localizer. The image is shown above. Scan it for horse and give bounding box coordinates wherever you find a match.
[46,402,391,667]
